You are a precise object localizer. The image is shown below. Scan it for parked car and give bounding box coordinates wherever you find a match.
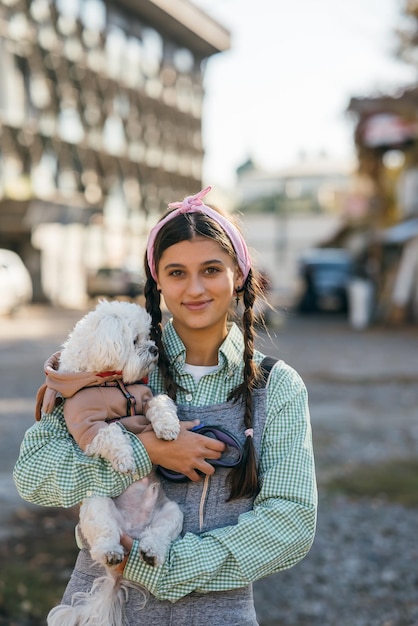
[296,248,353,313]
[0,249,33,315]
[86,267,144,300]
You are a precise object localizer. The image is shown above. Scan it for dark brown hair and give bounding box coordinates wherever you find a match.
[144,208,266,500]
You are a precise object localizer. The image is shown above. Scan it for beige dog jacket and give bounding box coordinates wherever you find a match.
[35,352,153,450]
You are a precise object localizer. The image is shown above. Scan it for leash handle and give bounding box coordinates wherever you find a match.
[158,423,245,482]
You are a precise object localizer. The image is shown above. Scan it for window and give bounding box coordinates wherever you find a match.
[81,0,106,31]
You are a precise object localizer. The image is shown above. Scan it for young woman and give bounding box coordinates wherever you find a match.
[14,186,317,625]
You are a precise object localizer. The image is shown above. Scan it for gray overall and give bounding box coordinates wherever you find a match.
[61,372,272,626]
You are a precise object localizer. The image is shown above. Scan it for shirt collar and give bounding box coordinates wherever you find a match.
[162,320,244,373]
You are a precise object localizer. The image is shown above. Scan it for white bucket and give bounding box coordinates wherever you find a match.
[348,279,374,330]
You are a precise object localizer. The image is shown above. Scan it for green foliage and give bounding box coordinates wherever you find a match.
[326,458,418,508]
[0,507,79,625]
[237,194,321,214]
[394,2,418,66]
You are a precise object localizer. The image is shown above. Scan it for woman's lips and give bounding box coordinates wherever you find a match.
[182,300,211,311]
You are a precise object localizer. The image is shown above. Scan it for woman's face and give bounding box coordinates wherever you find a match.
[156,236,242,337]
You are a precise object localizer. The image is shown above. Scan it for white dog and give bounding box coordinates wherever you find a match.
[44,299,184,626]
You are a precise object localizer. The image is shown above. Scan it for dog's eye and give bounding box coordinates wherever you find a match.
[134,335,145,346]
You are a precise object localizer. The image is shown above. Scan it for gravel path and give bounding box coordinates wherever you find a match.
[254,494,418,626]
[253,317,418,626]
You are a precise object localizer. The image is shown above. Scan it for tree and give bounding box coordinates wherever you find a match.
[395,0,418,68]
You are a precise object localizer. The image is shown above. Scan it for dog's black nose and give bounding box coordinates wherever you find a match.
[149,345,158,357]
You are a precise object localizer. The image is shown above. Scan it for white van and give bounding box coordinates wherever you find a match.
[0,249,33,315]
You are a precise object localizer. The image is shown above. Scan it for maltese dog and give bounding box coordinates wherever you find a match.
[46,299,183,626]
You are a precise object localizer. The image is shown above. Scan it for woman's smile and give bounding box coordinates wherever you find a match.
[182,299,213,311]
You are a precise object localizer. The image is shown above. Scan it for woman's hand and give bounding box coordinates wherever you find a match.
[137,420,225,482]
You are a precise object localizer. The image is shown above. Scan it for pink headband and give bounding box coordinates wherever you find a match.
[146,186,252,282]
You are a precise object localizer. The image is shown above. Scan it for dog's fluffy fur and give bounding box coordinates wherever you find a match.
[47,300,183,626]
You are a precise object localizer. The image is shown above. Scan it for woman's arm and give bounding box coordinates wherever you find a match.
[13,407,225,507]
[122,364,317,602]
[13,404,152,508]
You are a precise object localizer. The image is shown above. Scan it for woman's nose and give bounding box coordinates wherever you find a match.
[186,274,205,295]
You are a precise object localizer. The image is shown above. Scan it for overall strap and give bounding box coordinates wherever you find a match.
[255,356,278,389]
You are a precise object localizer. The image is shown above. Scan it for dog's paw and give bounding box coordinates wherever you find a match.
[105,548,125,566]
[91,544,125,567]
[87,424,136,472]
[140,549,157,567]
[146,396,180,440]
[112,457,136,474]
[111,451,136,474]
[152,417,180,441]
[138,533,168,567]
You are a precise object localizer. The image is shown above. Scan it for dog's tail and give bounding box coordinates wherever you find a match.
[47,573,146,626]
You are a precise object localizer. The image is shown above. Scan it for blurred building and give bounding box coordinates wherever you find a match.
[0,0,229,306]
[342,88,418,324]
[234,155,353,303]
[236,155,353,214]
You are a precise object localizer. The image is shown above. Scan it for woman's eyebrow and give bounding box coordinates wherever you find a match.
[163,259,225,271]
[200,259,226,266]
[163,262,185,270]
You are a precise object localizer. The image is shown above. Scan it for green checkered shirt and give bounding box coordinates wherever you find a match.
[13,321,317,602]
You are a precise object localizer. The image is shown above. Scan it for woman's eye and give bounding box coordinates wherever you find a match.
[169,270,183,277]
[205,266,220,275]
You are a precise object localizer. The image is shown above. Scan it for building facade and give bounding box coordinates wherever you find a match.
[234,156,353,302]
[0,0,229,306]
[346,88,418,323]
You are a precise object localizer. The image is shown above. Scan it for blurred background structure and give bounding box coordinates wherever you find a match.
[0,0,229,307]
[0,0,418,327]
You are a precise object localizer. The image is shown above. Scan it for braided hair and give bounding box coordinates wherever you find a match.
[144,208,266,500]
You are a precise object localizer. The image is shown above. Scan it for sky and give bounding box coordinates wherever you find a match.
[192,0,417,189]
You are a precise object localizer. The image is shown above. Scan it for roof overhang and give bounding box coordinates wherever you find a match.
[348,85,418,119]
[348,85,418,150]
[117,0,231,58]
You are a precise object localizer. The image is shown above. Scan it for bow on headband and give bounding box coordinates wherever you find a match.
[146,186,252,282]
[167,186,212,211]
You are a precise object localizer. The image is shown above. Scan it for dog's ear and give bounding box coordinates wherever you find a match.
[86,312,131,372]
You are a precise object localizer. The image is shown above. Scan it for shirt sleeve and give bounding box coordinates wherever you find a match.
[13,403,153,508]
[123,363,317,602]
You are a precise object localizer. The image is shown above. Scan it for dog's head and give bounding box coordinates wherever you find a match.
[58,300,158,382]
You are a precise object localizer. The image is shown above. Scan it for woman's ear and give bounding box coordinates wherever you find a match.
[234,268,244,289]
